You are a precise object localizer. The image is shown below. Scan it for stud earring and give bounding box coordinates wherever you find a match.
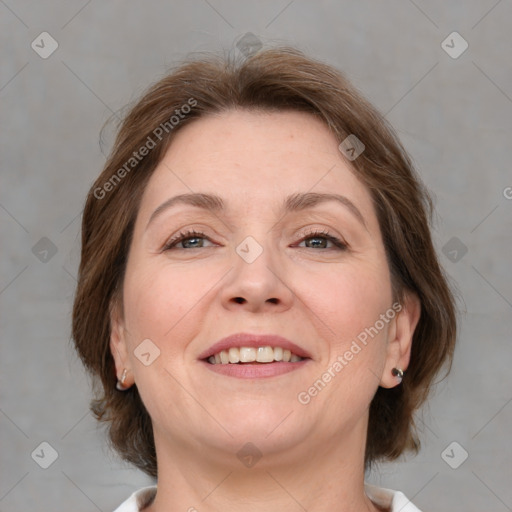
[391,367,404,384]
[116,368,128,391]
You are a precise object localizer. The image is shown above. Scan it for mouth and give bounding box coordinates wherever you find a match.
[198,333,312,379]
[206,346,304,365]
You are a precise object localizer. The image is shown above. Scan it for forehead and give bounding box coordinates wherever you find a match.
[136,109,377,228]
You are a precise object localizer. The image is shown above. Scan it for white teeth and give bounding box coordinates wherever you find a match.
[239,347,256,362]
[207,346,304,364]
[228,347,240,363]
[256,346,274,362]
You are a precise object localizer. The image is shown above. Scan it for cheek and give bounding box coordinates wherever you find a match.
[122,260,218,344]
[297,266,392,418]
[123,278,173,342]
[295,259,392,347]
[120,263,215,414]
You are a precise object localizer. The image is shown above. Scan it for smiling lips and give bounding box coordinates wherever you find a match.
[199,332,311,361]
[199,333,311,378]
[208,346,303,365]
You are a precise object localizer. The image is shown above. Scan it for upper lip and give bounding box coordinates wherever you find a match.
[198,333,312,360]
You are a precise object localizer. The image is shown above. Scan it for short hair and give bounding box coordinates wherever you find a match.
[72,47,457,477]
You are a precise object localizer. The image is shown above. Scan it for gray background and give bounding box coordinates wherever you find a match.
[1,1,511,511]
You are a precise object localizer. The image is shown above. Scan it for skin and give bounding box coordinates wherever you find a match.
[110,110,421,512]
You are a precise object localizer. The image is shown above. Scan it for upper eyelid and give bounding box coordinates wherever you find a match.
[168,227,340,241]
[164,227,347,250]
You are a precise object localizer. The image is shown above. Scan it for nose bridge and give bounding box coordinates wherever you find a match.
[221,232,293,310]
[233,233,279,287]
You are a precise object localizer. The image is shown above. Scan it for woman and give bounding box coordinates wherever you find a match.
[72,47,457,512]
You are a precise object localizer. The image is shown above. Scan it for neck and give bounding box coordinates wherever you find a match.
[145,420,382,512]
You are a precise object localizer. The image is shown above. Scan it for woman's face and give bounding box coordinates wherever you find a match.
[110,109,419,464]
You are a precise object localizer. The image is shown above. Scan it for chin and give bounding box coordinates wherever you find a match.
[218,402,301,441]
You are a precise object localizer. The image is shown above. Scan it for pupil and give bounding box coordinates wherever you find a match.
[184,237,201,248]
[307,237,326,249]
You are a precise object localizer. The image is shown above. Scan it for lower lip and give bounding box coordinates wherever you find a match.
[200,360,310,378]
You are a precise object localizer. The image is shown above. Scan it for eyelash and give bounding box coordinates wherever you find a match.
[163,229,348,251]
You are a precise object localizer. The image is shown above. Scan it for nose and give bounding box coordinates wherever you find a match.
[220,237,294,313]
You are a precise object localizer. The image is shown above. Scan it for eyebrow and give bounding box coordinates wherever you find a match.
[146,191,367,229]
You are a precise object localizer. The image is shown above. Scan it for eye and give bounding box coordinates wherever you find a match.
[163,229,347,251]
[296,229,348,250]
[163,230,214,250]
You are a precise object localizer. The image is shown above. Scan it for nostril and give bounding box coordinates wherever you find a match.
[233,297,245,304]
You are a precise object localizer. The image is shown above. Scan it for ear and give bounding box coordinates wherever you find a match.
[109,298,134,389]
[379,292,421,388]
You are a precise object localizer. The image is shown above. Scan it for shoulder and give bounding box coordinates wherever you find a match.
[113,486,157,512]
[364,482,423,512]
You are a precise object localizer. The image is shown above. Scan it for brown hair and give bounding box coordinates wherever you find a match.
[72,47,457,477]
